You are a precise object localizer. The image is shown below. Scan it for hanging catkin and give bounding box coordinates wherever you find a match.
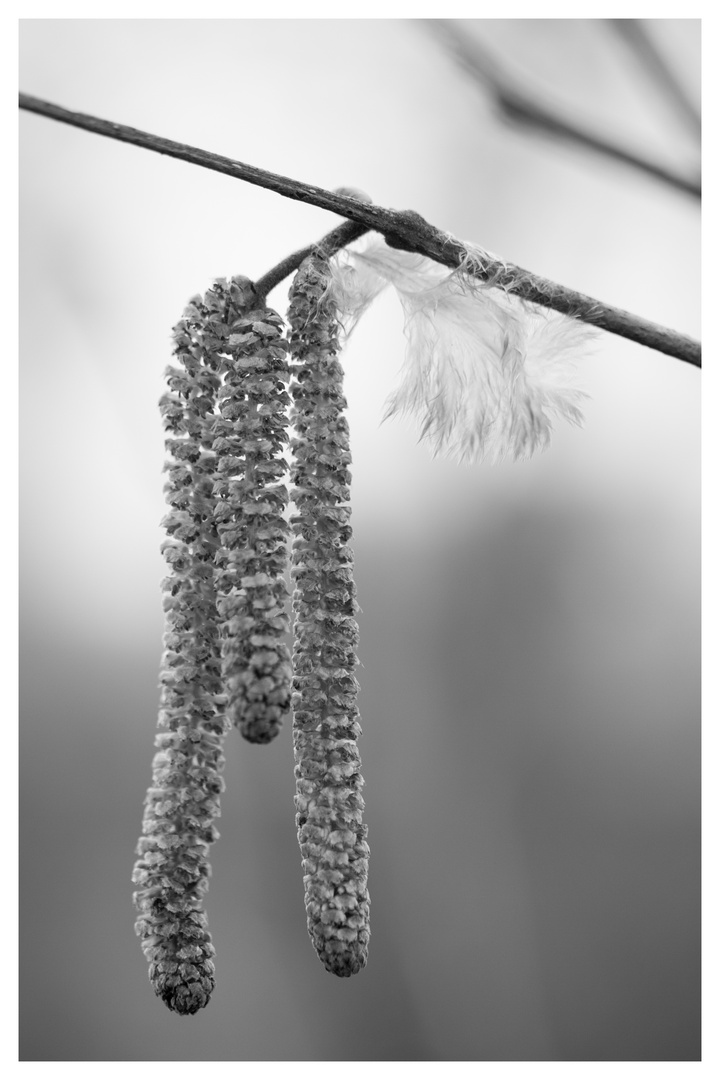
[288,252,370,977]
[206,276,293,744]
[132,299,226,1015]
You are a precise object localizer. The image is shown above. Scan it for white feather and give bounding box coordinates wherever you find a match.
[327,238,592,463]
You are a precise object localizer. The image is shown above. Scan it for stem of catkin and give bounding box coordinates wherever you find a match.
[288,253,370,977]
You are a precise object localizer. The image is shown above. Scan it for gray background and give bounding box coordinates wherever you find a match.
[19,19,700,1061]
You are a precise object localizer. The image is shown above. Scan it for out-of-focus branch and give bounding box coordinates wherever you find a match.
[425,19,701,200]
[608,18,701,136]
[19,93,701,366]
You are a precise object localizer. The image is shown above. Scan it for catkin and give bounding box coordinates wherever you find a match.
[132,300,226,1015]
[205,276,293,744]
[288,253,370,977]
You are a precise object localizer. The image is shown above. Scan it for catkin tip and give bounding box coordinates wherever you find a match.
[153,970,215,1015]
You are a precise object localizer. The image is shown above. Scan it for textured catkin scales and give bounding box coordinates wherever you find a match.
[132,301,227,1015]
[288,253,370,977]
[205,277,292,744]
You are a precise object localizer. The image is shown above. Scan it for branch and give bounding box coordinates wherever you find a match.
[608,19,701,137]
[424,19,701,201]
[19,92,700,368]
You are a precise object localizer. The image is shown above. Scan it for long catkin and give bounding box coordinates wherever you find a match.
[132,299,226,1015]
[288,253,370,977]
[205,276,292,744]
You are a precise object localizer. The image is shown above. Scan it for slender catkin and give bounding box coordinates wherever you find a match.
[205,276,292,744]
[132,300,226,1015]
[288,253,370,977]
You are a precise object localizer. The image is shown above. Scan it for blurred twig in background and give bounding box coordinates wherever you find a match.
[608,18,701,136]
[424,18,701,200]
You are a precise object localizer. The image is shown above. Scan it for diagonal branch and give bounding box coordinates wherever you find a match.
[19,92,700,367]
[608,19,701,137]
[424,19,701,200]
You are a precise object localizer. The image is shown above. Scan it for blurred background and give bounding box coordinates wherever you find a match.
[19,18,700,1062]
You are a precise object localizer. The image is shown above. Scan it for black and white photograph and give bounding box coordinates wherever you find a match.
[18,14,702,1065]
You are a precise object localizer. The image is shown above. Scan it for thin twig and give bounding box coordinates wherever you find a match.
[424,19,701,200]
[608,19,701,137]
[19,92,700,367]
[255,220,370,300]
